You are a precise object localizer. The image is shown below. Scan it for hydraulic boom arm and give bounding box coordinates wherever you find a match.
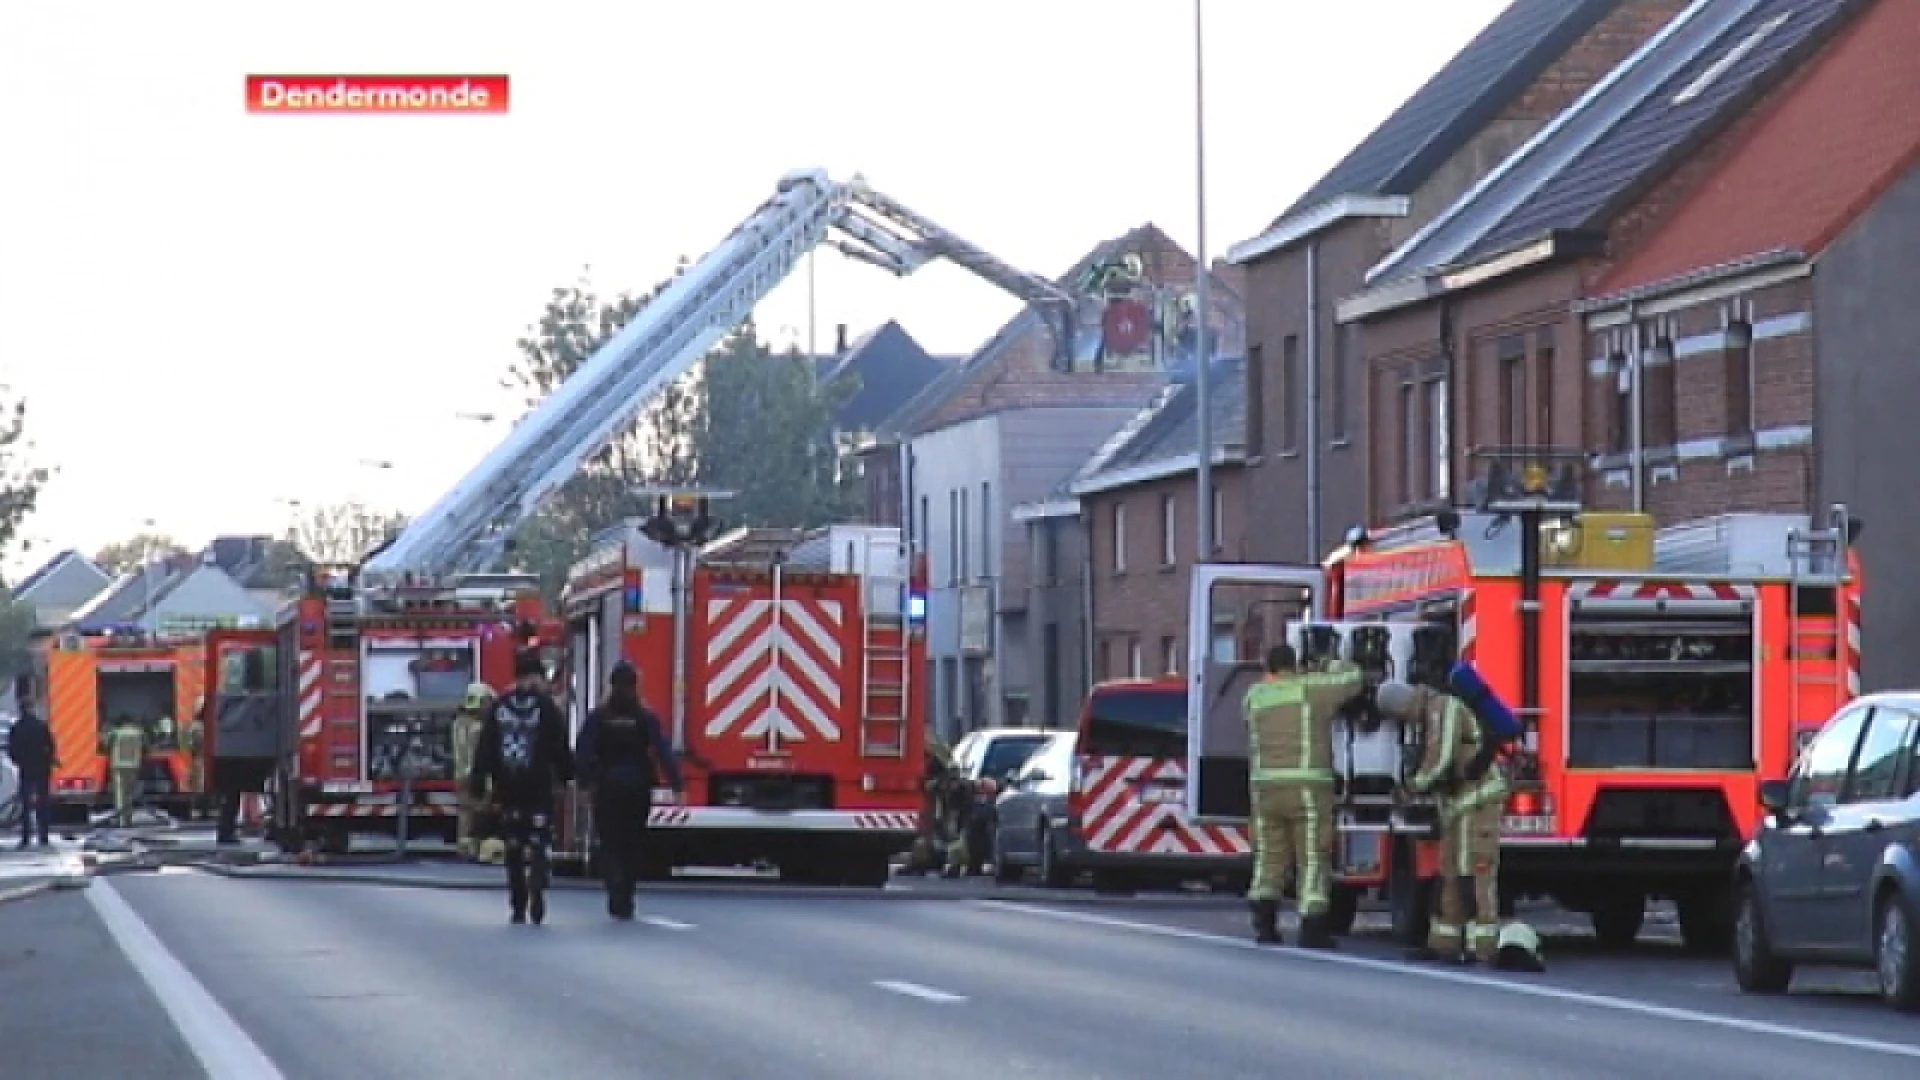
[361,170,1085,580]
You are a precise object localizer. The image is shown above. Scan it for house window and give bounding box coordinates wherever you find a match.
[1281,334,1301,451]
[1128,638,1143,678]
[1111,502,1128,573]
[1498,334,1526,445]
[1245,343,1266,457]
[1535,326,1556,446]
[948,490,959,585]
[1609,352,1632,454]
[1211,487,1225,554]
[1725,320,1754,437]
[1330,323,1354,443]
[1644,336,1678,448]
[958,488,970,582]
[919,495,930,551]
[1425,377,1449,501]
[1041,623,1061,725]
[979,481,992,580]
[1161,635,1180,676]
[1160,494,1177,566]
[1399,381,1418,505]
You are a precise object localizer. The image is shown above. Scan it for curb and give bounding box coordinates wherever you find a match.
[0,880,54,906]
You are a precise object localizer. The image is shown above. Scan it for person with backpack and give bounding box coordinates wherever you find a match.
[1241,641,1366,949]
[574,660,682,920]
[1376,677,1511,966]
[469,650,573,925]
[8,674,57,849]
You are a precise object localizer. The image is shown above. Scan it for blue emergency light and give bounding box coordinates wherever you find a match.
[624,584,643,613]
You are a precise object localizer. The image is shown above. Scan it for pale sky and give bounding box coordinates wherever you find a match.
[0,0,1508,580]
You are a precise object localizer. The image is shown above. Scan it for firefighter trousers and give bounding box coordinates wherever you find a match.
[111,767,141,826]
[1248,780,1334,915]
[595,783,653,917]
[1432,799,1503,962]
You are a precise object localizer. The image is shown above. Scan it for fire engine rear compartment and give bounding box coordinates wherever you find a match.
[97,667,181,799]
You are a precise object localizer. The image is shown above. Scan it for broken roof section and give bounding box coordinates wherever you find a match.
[1352,0,1863,314]
[1068,356,1249,497]
[1233,0,1630,260]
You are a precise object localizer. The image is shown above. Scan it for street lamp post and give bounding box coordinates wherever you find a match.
[1192,0,1215,560]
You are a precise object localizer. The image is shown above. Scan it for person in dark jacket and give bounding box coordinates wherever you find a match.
[8,675,57,849]
[575,660,683,920]
[469,650,574,925]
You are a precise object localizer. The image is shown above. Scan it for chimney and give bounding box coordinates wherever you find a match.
[835,324,849,355]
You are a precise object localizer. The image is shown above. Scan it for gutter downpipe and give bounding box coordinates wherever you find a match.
[1080,507,1096,702]
[1627,300,1645,512]
[1305,237,1323,556]
[1439,293,1459,500]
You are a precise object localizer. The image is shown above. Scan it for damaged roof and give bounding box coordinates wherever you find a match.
[1066,356,1248,497]
[1360,0,1864,297]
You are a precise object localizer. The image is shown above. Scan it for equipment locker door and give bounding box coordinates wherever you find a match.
[1185,563,1326,823]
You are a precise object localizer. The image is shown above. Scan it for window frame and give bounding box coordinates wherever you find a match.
[1790,703,1873,811]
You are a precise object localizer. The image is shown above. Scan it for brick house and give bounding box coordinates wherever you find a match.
[1228,0,1686,564]
[1571,0,1920,687]
[1064,359,1250,683]
[855,226,1244,736]
[1336,0,1863,524]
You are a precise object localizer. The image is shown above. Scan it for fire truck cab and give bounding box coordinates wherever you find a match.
[1187,451,1861,952]
[552,491,928,887]
[241,564,560,854]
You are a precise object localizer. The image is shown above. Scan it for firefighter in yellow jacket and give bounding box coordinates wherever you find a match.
[1243,642,1365,948]
[1377,679,1510,965]
[106,716,148,828]
[452,683,494,859]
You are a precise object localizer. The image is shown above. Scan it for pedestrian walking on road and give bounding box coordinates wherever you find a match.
[469,650,573,926]
[451,682,494,860]
[106,714,146,828]
[1242,642,1366,948]
[1377,679,1510,966]
[8,675,57,849]
[574,660,683,921]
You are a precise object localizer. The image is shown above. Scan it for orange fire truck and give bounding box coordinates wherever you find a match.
[551,493,927,888]
[1188,456,1861,952]
[34,626,209,821]
[198,565,562,854]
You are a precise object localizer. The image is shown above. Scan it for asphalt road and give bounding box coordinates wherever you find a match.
[6,868,1920,1079]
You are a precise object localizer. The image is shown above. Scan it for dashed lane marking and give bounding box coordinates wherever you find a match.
[976,900,1920,1062]
[874,979,968,1004]
[639,915,697,931]
[88,878,290,1080]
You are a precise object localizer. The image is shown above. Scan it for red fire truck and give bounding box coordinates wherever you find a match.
[200,565,562,854]
[1187,454,1861,951]
[551,492,928,887]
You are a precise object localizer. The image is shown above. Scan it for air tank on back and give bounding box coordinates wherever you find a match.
[1284,619,1458,806]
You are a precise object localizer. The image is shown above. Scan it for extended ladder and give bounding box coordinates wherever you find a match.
[364,171,1087,582]
[856,533,912,758]
[1785,504,1855,740]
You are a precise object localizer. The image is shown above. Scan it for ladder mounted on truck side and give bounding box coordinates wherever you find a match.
[362,170,1092,583]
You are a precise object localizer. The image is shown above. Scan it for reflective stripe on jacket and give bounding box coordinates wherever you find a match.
[1243,662,1364,784]
[1408,691,1509,816]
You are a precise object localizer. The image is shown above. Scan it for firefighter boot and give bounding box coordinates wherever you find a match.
[1250,898,1282,945]
[1296,913,1339,951]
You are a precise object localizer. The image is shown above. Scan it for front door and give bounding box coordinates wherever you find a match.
[1817,705,1918,957]
[1765,703,1870,949]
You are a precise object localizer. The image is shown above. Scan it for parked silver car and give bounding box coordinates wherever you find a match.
[1733,692,1920,1010]
[991,732,1083,888]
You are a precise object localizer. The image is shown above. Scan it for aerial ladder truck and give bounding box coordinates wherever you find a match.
[206,170,1108,857]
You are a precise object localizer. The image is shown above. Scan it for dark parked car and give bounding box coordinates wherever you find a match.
[1733,692,1920,1010]
[991,732,1083,887]
[949,728,1050,875]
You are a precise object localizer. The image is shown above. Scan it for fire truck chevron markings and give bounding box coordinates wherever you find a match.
[704,598,845,741]
[976,901,1920,1061]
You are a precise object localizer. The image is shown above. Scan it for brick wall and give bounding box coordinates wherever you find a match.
[1084,466,1249,679]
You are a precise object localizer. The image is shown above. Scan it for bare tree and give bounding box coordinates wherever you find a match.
[294,501,409,564]
[93,532,188,576]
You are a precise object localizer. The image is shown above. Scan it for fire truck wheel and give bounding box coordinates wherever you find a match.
[1676,886,1735,955]
[1387,842,1434,947]
[1590,894,1646,950]
[1326,884,1361,937]
[1092,870,1136,896]
[320,824,351,856]
[843,855,892,889]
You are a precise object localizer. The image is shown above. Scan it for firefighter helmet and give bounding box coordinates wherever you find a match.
[462,682,496,712]
[1495,922,1546,972]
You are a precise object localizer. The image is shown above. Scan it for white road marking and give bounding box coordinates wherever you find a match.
[978,900,1920,1062]
[874,979,968,1004]
[640,915,696,931]
[87,878,290,1080]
